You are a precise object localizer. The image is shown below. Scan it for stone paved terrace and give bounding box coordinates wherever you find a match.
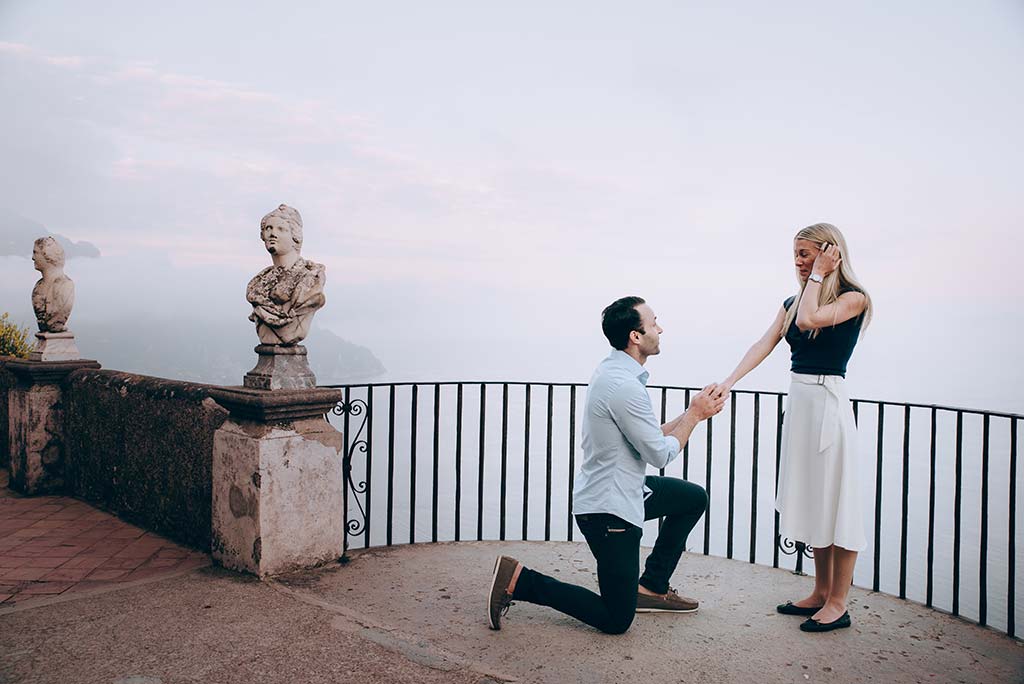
[2,510,1021,684]
[0,471,209,610]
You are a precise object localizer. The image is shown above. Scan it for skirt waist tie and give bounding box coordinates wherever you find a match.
[794,373,844,453]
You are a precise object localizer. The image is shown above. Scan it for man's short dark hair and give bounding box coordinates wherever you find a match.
[602,296,646,350]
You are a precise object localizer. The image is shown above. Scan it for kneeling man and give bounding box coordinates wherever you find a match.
[488,296,726,633]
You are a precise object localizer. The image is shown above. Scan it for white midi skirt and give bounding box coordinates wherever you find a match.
[775,373,866,552]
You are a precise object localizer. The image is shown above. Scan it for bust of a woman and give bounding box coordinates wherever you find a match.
[246,204,326,346]
[31,237,75,333]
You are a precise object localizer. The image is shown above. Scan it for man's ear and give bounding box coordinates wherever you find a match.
[629,329,641,345]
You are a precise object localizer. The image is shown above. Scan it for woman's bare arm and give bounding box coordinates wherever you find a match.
[795,290,866,331]
[719,306,786,391]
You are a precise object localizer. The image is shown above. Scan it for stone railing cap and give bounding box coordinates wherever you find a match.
[4,358,102,384]
[208,385,342,423]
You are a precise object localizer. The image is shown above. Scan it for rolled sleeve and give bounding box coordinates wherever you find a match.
[608,381,680,469]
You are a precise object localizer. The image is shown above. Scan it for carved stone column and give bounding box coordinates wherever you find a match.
[208,386,344,576]
[243,344,317,390]
[5,358,101,494]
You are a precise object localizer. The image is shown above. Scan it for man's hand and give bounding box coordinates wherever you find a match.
[687,384,728,421]
[663,384,728,450]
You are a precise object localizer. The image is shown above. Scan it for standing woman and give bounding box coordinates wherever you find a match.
[718,222,872,632]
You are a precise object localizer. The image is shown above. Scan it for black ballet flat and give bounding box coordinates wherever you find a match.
[799,611,851,632]
[776,601,822,616]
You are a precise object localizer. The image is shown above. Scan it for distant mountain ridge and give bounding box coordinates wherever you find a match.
[66,315,385,385]
[0,209,101,259]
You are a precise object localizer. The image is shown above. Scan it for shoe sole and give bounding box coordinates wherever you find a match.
[486,556,504,630]
[777,605,823,616]
[635,606,699,613]
[800,621,851,632]
[800,618,851,633]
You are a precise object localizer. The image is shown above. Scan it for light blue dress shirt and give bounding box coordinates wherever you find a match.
[572,350,681,529]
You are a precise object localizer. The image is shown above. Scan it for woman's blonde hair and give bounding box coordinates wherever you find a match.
[780,222,872,339]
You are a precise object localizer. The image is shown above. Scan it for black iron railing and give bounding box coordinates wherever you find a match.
[327,382,1021,640]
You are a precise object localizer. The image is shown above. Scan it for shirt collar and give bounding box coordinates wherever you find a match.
[608,349,650,386]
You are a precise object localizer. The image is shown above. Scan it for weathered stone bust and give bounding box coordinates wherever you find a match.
[246,204,326,346]
[31,237,75,333]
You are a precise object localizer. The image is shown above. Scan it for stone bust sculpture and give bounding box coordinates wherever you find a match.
[31,237,75,333]
[246,204,326,346]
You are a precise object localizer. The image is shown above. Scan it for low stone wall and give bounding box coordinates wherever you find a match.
[64,370,228,551]
[0,358,15,470]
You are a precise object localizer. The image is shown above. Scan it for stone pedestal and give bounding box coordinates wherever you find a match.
[243,345,316,390]
[29,331,81,362]
[208,386,344,576]
[5,358,101,494]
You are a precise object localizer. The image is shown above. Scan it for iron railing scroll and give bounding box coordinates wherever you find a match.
[330,389,370,559]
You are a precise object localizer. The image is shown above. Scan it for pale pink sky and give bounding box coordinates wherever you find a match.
[0,2,1021,412]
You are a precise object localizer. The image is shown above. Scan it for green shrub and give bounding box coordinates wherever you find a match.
[0,312,32,358]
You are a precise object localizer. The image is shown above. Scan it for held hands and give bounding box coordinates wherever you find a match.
[812,242,842,277]
[688,383,728,421]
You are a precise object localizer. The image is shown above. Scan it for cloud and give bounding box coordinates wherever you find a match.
[0,40,645,281]
[0,41,34,56]
[0,43,435,219]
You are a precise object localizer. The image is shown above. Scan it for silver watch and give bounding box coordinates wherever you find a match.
[807,273,823,283]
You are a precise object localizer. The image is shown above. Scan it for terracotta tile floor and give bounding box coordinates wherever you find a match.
[0,471,209,609]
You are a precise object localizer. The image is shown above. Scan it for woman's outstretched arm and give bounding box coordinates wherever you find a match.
[719,305,787,391]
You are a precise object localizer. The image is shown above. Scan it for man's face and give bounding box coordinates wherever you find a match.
[631,303,663,357]
[262,217,296,256]
[31,243,43,271]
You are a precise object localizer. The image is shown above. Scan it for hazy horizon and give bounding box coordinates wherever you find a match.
[1,1,1022,414]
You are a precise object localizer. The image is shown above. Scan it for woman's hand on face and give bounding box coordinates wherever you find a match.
[812,242,842,277]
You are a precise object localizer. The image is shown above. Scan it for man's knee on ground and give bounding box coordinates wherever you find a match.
[601,611,636,635]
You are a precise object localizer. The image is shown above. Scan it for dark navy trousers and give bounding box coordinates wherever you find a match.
[512,476,708,634]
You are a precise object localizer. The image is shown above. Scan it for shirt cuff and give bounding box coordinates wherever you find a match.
[665,435,681,457]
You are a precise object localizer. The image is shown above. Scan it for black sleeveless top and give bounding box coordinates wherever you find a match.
[783,287,864,378]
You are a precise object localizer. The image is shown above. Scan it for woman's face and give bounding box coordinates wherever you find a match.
[793,238,822,281]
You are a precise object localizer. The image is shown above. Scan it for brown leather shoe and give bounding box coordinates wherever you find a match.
[487,555,521,630]
[635,586,699,613]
